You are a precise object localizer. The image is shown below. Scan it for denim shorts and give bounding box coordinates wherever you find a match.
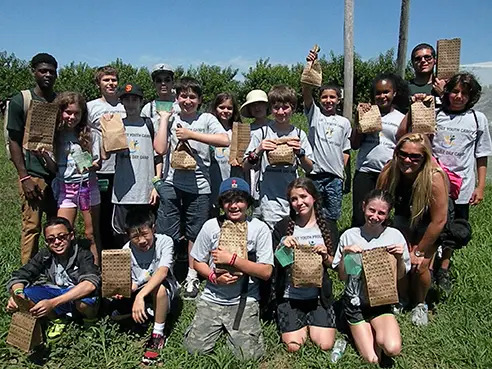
[311,174,343,220]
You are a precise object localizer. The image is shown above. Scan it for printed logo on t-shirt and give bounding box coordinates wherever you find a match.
[214,146,229,159]
[442,134,456,149]
[326,127,334,138]
[129,139,140,153]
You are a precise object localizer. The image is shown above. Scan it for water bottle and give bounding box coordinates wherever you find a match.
[330,338,347,363]
[78,181,91,211]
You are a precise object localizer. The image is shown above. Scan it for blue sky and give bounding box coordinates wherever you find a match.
[2,0,491,84]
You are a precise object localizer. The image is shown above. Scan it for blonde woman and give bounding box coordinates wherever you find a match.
[377,133,448,326]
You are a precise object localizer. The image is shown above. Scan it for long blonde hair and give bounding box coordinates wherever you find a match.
[377,133,447,226]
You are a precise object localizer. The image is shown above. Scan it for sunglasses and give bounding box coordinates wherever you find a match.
[413,55,433,63]
[45,233,70,244]
[155,77,172,83]
[398,150,424,162]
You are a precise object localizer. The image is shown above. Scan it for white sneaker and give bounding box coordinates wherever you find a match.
[411,303,429,326]
[183,278,200,300]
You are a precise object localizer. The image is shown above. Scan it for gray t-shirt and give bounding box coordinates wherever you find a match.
[244,123,314,228]
[87,98,126,174]
[333,226,410,307]
[306,104,352,178]
[164,112,227,194]
[112,118,154,204]
[54,261,74,288]
[247,120,273,200]
[283,224,324,300]
[123,234,179,298]
[55,130,101,184]
[210,129,233,205]
[433,109,492,204]
[190,217,274,306]
[356,109,404,173]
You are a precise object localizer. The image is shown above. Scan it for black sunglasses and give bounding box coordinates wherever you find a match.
[413,55,433,63]
[398,150,424,162]
[45,233,70,244]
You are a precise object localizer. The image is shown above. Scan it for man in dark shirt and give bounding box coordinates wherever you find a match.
[407,43,445,101]
[7,53,58,264]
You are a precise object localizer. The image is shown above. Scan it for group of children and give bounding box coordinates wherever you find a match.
[5,45,492,365]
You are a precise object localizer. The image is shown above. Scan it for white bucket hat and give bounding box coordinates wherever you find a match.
[240,89,268,118]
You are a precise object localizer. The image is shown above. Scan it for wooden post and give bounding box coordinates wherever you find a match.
[343,0,354,121]
[396,0,411,78]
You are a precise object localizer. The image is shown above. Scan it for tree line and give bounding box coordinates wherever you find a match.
[0,50,413,114]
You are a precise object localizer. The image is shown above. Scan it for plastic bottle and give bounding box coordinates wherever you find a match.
[330,338,347,363]
[78,182,91,211]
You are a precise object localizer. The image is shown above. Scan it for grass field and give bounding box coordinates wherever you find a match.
[0,117,491,368]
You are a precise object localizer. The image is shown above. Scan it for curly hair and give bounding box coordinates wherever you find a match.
[285,177,333,255]
[54,92,91,153]
[377,133,448,227]
[371,73,410,114]
[442,73,482,112]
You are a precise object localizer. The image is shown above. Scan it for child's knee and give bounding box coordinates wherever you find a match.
[316,339,334,351]
[383,340,402,357]
[75,301,98,318]
[285,341,302,352]
[156,284,167,298]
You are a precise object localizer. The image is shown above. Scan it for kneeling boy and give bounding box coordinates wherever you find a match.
[6,217,100,336]
[184,178,273,360]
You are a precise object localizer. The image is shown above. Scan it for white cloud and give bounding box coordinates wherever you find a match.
[461,61,492,87]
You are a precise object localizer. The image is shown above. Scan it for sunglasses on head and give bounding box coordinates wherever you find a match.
[45,233,70,244]
[413,55,433,63]
[155,76,172,83]
[398,150,424,162]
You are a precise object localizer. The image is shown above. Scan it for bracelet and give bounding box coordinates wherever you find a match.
[13,288,24,296]
[19,175,31,182]
[229,253,238,266]
[208,270,217,284]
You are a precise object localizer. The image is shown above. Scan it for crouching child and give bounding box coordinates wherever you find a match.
[6,217,100,338]
[184,178,273,360]
[116,208,179,365]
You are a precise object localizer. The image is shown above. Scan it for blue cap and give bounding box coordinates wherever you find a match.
[219,177,250,195]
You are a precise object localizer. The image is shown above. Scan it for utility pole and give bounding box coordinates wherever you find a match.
[343,0,354,121]
[396,0,410,78]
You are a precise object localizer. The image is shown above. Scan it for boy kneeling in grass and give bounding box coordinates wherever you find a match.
[184,178,273,360]
[114,208,178,365]
[6,217,100,338]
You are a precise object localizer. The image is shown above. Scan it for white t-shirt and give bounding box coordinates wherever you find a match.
[433,109,492,204]
[306,104,352,178]
[356,109,404,173]
[112,118,154,204]
[164,112,227,195]
[244,123,314,228]
[333,226,410,307]
[283,224,324,300]
[190,217,274,306]
[55,130,100,184]
[123,234,178,297]
[87,98,126,174]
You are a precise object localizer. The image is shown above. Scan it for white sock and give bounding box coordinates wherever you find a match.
[152,322,165,336]
[186,268,198,281]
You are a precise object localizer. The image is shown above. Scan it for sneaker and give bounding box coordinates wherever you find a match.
[141,333,166,365]
[436,268,452,293]
[46,318,67,339]
[411,303,429,326]
[183,278,200,300]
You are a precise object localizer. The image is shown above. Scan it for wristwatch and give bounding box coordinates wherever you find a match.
[414,249,425,257]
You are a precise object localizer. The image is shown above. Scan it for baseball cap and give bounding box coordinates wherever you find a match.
[118,83,144,99]
[219,177,250,195]
[151,63,175,79]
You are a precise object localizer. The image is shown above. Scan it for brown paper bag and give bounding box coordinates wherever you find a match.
[411,96,436,134]
[215,220,248,275]
[267,137,296,165]
[228,122,251,165]
[301,44,322,87]
[22,100,58,152]
[292,244,323,288]
[362,247,398,307]
[6,311,43,353]
[356,104,382,134]
[102,249,132,298]
[100,113,128,152]
[437,38,461,79]
[171,141,197,170]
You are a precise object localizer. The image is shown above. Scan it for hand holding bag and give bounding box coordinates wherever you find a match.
[356,104,382,134]
[267,136,298,165]
[215,220,248,276]
[301,44,322,87]
[361,247,398,307]
[100,113,128,152]
[292,244,323,288]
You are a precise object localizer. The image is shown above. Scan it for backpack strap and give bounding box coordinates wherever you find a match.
[232,250,255,331]
[21,90,32,114]
[144,117,155,141]
[471,109,479,131]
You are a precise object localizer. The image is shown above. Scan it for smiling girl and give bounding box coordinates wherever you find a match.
[351,73,409,227]
[333,189,410,364]
[41,92,102,264]
[272,177,337,352]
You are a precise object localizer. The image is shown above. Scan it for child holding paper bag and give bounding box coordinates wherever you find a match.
[333,190,410,364]
[271,177,337,353]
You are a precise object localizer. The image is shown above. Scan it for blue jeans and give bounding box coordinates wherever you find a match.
[156,183,210,242]
[312,175,343,221]
[24,285,98,316]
